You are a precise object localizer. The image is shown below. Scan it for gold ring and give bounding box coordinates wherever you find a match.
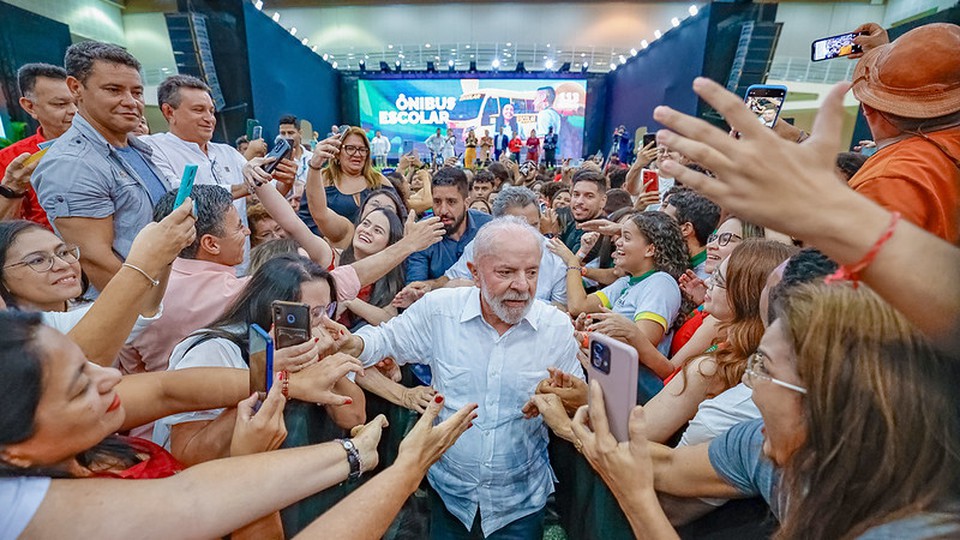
[574,439,583,452]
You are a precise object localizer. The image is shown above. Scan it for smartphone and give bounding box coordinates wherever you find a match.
[23,148,49,167]
[174,164,199,208]
[641,169,659,194]
[587,333,639,442]
[744,84,787,131]
[262,138,292,174]
[642,132,657,149]
[272,300,311,349]
[246,119,261,140]
[338,124,351,142]
[248,323,274,394]
[251,125,263,140]
[811,32,862,62]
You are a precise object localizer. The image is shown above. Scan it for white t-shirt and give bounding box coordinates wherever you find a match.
[596,271,681,356]
[0,476,50,539]
[41,303,163,344]
[152,331,247,449]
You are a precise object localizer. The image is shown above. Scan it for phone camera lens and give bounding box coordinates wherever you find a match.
[286,314,296,324]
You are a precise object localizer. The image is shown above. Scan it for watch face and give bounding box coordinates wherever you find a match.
[343,440,355,450]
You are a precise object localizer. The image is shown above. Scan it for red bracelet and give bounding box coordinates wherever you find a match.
[825,212,900,287]
[280,370,290,400]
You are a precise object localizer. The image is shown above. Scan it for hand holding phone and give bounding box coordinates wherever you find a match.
[641,169,659,194]
[262,138,293,175]
[272,301,311,349]
[587,333,638,442]
[811,32,863,62]
[251,125,263,140]
[174,164,199,208]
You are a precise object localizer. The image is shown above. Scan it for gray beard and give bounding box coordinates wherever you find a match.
[479,277,533,326]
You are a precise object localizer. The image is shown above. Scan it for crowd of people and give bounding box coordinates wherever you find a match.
[0,20,958,540]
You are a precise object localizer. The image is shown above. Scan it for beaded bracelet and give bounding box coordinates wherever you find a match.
[825,212,900,287]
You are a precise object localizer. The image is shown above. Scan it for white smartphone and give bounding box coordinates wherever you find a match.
[587,332,639,442]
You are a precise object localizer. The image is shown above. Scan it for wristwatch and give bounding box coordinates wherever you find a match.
[0,184,26,199]
[337,438,363,482]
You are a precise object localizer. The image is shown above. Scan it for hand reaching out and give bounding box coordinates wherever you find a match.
[230,375,288,457]
[678,269,706,305]
[395,395,477,474]
[403,216,445,251]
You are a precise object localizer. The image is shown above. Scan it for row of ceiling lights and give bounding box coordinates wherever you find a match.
[254,1,700,72]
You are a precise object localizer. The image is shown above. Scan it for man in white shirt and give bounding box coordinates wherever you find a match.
[371,130,391,168]
[445,186,567,306]
[425,128,444,162]
[339,217,583,539]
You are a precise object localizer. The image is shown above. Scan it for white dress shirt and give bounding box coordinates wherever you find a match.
[355,287,583,536]
[142,132,250,272]
[444,236,568,305]
[371,135,391,157]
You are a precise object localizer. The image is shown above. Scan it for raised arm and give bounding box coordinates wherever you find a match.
[67,200,197,366]
[654,78,960,350]
[304,136,355,247]
[349,216,444,286]
[23,418,387,540]
[548,238,604,315]
[245,158,334,267]
[0,153,36,221]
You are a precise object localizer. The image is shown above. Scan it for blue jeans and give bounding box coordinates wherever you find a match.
[429,488,545,540]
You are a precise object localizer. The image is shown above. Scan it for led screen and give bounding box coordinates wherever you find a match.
[358,78,587,159]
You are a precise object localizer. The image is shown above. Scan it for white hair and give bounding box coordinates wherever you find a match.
[472,216,543,263]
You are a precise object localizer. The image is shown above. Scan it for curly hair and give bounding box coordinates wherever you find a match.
[629,211,692,331]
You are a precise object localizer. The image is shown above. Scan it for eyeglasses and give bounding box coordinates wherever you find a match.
[744,352,808,395]
[342,145,369,156]
[706,271,726,290]
[707,232,743,247]
[4,245,81,273]
[310,302,338,320]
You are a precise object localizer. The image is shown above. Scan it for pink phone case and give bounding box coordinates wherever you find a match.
[587,333,639,442]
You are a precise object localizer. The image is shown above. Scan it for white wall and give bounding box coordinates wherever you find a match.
[4,0,125,44]
[883,0,956,26]
[774,2,888,61]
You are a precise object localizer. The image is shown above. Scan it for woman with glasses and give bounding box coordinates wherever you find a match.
[304,127,396,238]
[571,282,960,539]
[0,205,195,366]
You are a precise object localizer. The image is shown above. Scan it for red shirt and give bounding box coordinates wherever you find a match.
[508,138,523,153]
[0,127,52,229]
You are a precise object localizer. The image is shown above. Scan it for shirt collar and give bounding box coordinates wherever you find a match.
[690,249,707,268]
[72,113,155,156]
[172,257,237,275]
[627,269,657,286]
[459,287,540,331]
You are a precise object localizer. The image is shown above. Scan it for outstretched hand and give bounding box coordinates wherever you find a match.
[396,395,477,473]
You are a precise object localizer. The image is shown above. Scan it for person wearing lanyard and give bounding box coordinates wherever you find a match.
[549,211,689,402]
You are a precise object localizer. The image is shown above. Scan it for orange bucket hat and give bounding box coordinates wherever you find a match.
[852,23,960,119]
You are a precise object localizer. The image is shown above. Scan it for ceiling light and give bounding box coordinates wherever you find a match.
[630,48,637,56]
[641,40,649,49]
[545,59,555,69]
[332,61,338,68]
[542,55,547,60]
[289,26,297,36]
[254,0,263,10]
[492,58,501,69]
[425,43,431,48]
[301,37,309,45]
[546,43,551,48]
[609,62,617,71]
[689,4,699,16]
[506,42,512,46]
[272,12,280,22]
[311,45,317,52]
[581,53,586,58]
[619,55,626,64]
[466,44,471,49]
[387,44,393,49]
[322,53,329,61]
[671,17,680,27]
[654,29,662,39]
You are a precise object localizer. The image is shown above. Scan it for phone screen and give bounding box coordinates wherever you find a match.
[811,32,862,62]
[744,85,788,130]
[251,125,263,140]
[174,164,198,208]
[248,323,273,394]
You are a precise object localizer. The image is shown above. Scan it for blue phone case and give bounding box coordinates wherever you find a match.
[249,323,275,393]
[174,164,199,208]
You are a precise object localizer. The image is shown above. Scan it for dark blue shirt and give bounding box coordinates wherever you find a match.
[404,209,492,283]
[114,145,168,205]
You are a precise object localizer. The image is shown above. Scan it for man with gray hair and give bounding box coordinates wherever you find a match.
[445,185,568,305]
[337,215,583,539]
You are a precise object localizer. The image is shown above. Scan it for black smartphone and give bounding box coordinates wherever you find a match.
[744,84,788,130]
[811,32,862,62]
[262,138,292,174]
[271,301,311,349]
[642,132,657,148]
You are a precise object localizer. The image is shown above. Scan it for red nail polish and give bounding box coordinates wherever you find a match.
[434,395,444,403]
[339,329,345,336]
[314,337,320,343]
[468,422,474,428]
[344,398,353,405]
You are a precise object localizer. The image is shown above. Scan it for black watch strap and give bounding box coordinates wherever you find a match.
[0,184,27,199]
[337,438,362,482]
